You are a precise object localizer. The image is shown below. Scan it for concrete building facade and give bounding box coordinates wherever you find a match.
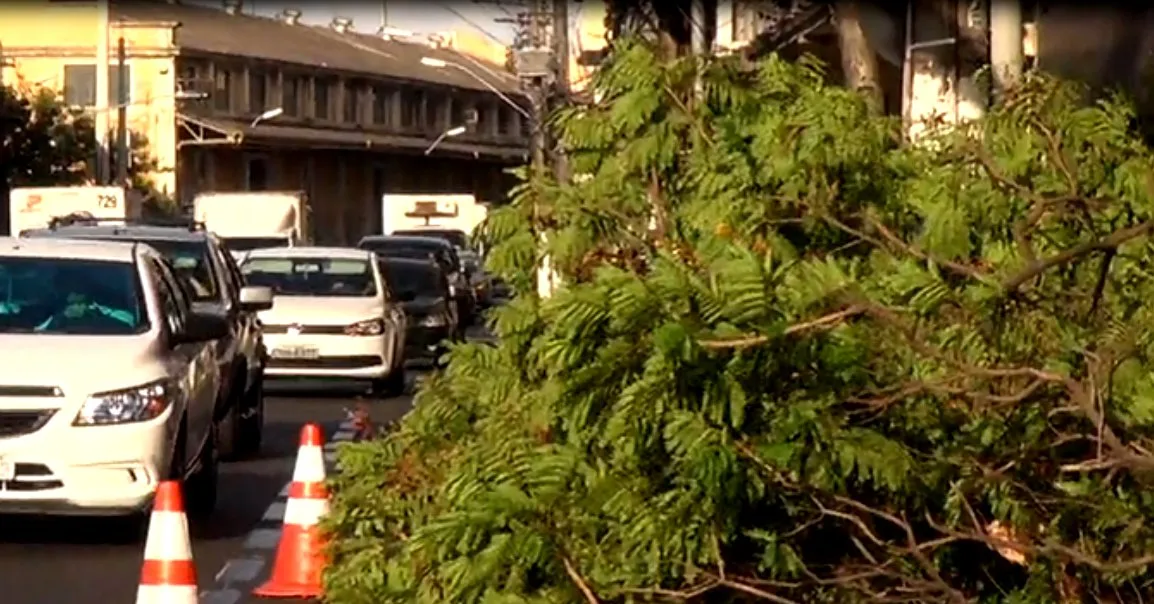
[0,1,531,244]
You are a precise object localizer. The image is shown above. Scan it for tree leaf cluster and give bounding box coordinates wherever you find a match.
[0,83,176,233]
[324,39,1154,603]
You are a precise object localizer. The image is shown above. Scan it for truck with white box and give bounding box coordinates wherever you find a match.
[192,190,312,257]
[8,186,143,235]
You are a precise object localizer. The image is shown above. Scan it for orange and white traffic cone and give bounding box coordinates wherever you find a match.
[136,480,198,604]
[254,423,330,599]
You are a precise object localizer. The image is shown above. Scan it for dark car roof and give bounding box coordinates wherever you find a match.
[358,235,452,249]
[22,224,212,243]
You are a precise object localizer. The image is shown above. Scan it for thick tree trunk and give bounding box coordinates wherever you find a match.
[833,0,884,115]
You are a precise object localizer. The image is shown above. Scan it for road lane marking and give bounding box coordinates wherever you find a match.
[261,501,285,522]
[199,588,242,604]
[201,418,360,602]
[242,528,281,550]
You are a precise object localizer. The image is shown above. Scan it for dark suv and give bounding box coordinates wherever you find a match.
[357,235,476,333]
[21,218,273,460]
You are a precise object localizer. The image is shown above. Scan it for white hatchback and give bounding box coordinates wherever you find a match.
[240,247,407,395]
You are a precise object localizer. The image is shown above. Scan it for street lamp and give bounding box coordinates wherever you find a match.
[250,107,284,128]
[424,125,466,155]
[420,56,532,120]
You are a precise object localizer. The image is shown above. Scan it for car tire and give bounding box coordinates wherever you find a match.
[383,362,407,396]
[237,375,264,458]
[185,427,219,520]
[217,403,239,461]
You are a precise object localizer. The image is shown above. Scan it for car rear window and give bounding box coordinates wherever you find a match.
[241,257,378,297]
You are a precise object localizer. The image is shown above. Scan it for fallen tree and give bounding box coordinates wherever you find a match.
[324,41,1154,603]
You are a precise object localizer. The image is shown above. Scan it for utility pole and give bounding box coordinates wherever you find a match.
[116,35,129,186]
[550,0,570,183]
[989,0,1023,99]
[691,0,707,97]
[95,0,111,185]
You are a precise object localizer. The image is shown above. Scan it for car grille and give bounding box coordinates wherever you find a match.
[262,324,347,335]
[0,410,57,437]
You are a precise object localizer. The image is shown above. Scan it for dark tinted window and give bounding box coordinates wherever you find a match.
[221,236,290,253]
[382,261,443,298]
[391,229,469,249]
[0,257,148,335]
[241,256,378,297]
[138,239,218,301]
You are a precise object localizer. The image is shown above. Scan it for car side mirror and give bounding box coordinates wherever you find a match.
[174,311,230,345]
[239,285,274,312]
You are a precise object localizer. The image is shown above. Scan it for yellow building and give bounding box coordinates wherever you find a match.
[0,1,531,244]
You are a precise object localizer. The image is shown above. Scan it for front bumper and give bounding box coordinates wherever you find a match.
[264,332,389,379]
[0,405,174,516]
[405,325,452,359]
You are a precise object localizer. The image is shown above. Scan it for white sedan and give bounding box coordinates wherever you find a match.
[239,247,407,396]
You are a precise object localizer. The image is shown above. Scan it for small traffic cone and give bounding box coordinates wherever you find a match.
[136,480,198,604]
[254,423,330,599]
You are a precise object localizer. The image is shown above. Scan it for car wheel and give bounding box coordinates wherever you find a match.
[384,362,407,396]
[238,376,264,458]
[217,402,239,461]
[185,427,219,520]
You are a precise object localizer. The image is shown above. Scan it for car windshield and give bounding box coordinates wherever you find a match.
[360,241,437,261]
[222,237,290,253]
[138,239,218,301]
[241,256,377,297]
[384,262,442,299]
[0,257,148,335]
[392,229,469,250]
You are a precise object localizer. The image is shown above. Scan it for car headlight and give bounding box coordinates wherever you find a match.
[345,318,384,336]
[419,314,447,327]
[74,380,174,426]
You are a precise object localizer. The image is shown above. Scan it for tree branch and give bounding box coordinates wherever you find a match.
[1002,221,1154,291]
[698,305,865,350]
[562,557,601,604]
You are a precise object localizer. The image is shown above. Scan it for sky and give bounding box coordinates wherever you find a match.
[212,1,521,45]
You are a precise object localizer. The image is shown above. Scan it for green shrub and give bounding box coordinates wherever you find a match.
[323,41,1154,603]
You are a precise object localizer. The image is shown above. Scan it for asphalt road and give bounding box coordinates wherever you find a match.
[0,378,417,604]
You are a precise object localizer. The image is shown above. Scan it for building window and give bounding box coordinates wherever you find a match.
[342,80,359,123]
[109,65,131,105]
[248,70,268,114]
[371,86,392,125]
[476,102,494,136]
[62,64,131,107]
[245,156,270,191]
[401,90,423,130]
[425,93,445,132]
[498,105,515,136]
[213,69,231,111]
[282,75,301,117]
[450,97,470,128]
[313,77,332,120]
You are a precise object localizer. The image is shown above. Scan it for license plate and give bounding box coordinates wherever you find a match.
[0,459,15,482]
[271,346,320,360]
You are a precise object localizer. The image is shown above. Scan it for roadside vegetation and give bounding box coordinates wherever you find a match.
[324,39,1154,603]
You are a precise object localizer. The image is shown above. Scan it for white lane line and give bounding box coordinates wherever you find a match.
[214,557,266,584]
[242,527,283,550]
[204,419,360,597]
[262,501,286,522]
[199,588,242,604]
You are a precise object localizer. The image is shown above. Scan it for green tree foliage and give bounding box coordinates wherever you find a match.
[0,84,174,233]
[325,41,1154,603]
